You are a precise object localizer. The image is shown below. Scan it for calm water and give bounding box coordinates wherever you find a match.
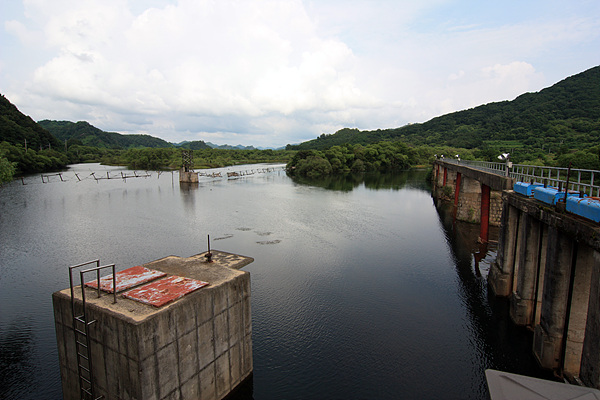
[0,164,547,399]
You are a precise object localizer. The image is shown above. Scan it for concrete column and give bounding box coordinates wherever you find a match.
[510,215,541,326]
[580,250,600,388]
[563,245,596,379]
[443,167,447,186]
[480,184,491,243]
[533,227,575,370]
[455,176,481,223]
[454,172,462,208]
[533,224,548,327]
[489,203,519,297]
[511,211,526,295]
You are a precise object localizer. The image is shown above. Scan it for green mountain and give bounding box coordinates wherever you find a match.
[206,142,256,150]
[0,95,69,175]
[0,94,62,150]
[176,140,211,150]
[288,65,600,152]
[38,120,175,149]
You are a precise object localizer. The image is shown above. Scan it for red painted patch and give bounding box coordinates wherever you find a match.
[85,265,167,293]
[122,275,209,307]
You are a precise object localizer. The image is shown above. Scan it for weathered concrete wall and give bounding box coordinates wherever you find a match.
[53,251,253,400]
[580,250,600,388]
[489,190,600,385]
[432,163,504,227]
[456,175,481,224]
[179,169,199,183]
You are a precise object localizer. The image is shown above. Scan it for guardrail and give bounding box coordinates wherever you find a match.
[440,159,600,197]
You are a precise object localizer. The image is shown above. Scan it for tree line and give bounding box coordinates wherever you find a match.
[287,66,600,165]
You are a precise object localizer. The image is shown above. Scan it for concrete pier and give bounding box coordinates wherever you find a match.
[433,160,600,387]
[488,190,600,384]
[433,161,508,236]
[53,250,253,400]
[179,168,199,183]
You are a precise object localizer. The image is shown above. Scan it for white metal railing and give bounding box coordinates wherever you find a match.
[440,159,600,197]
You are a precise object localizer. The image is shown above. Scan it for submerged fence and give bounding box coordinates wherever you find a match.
[3,164,286,187]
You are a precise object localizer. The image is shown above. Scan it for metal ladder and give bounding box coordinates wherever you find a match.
[69,260,116,400]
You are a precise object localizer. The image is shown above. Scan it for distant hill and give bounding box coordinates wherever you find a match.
[288,65,600,151]
[176,140,211,150]
[38,120,175,149]
[206,142,257,150]
[0,94,62,150]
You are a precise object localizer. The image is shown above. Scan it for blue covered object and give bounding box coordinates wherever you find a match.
[533,187,560,205]
[514,182,544,197]
[567,196,600,223]
[533,187,580,205]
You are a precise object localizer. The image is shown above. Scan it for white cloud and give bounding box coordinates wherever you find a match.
[1,0,599,147]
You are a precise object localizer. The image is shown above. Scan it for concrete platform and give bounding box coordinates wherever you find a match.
[53,250,254,400]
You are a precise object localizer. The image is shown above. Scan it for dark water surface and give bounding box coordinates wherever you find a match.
[0,164,547,399]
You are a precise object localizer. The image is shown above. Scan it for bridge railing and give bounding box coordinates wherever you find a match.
[440,159,600,197]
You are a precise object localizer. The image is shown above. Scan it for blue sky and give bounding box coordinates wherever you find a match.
[1,0,599,148]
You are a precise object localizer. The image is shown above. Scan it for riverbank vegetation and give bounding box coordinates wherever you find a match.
[1,66,599,183]
[286,66,600,175]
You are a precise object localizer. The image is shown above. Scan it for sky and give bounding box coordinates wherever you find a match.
[1,0,599,148]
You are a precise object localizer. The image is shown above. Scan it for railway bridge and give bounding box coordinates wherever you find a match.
[433,159,600,387]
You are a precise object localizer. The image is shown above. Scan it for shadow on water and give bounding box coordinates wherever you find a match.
[434,199,556,386]
[290,169,432,192]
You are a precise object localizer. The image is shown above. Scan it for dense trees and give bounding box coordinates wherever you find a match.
[287,66,600,159]
[287,142,416,177]
[38,120,175,149]
[2,66,599,182]
[0,95,62,152]
[122,147,294,170]
[0,141,69,175]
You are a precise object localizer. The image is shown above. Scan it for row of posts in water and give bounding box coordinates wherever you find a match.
[20,166,285,185]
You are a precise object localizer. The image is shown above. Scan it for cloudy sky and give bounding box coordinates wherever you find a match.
[1,0,599,148]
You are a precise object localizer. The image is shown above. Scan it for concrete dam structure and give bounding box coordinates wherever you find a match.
[53,250,253,400]
[433,159,600,388]
[489,190,600,386]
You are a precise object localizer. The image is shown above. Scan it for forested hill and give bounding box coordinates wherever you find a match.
[288,65,600,151]
[38,120,182,149]
[0,94,62,150]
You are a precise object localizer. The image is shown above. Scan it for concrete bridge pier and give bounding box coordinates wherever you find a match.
[433,160,600,386]
[488,201,519,297]
[581,250,600,387]
[432,160,506,242]
[509,214,542,326]
[488,190,600,383]
[532,229,598,379]
[533,227,577,371]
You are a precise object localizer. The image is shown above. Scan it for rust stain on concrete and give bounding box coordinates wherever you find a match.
[85,265,167,293]
[122,275,209,307]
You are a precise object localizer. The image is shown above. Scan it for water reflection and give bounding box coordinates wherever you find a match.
[290,169,431,192]
[434,199,555,389]
[1,165,552,399]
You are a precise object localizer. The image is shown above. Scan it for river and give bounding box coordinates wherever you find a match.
[0,164,548,399]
